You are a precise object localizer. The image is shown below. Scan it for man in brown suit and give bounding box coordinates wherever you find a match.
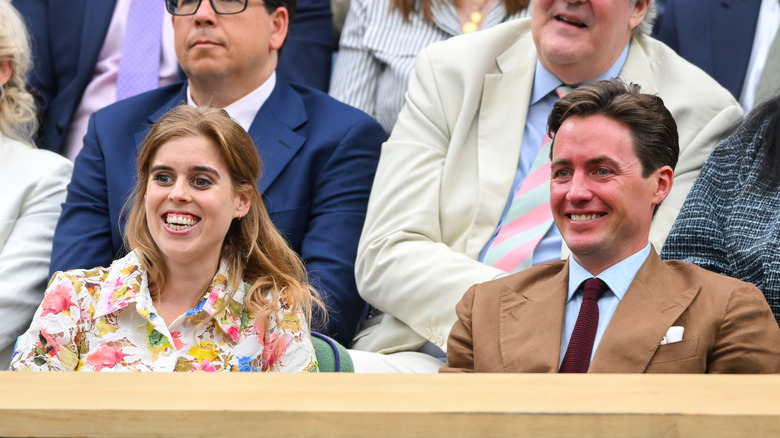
[441,79,780,374]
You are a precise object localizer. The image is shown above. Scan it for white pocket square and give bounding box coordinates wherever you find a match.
[659,326,684,345]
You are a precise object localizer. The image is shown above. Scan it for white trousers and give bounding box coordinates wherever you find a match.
[348,349,445,373]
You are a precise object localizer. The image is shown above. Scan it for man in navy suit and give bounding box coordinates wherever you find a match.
[16,0,334,156]
[654,0,764,108]
[49,0,386,345]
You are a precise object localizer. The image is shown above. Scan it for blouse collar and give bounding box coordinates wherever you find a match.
[93,251,250,342]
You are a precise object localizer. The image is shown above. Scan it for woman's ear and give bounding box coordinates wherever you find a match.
[234,184,252,219]
[0,60,13,87]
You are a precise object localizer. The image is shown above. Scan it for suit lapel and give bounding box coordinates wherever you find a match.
[134,86,189,150]
[471,30,538,254]
[133,81,306,195]
[499,262,568,372]
[246,80,306,194]
[589,250,700,373]
[79,0,116,80]
[712,0,761,97]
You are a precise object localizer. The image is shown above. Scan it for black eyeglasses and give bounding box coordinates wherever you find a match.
[165,0,248,16]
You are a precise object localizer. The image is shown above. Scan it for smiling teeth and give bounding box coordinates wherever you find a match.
[166,215,198,230]
[557,16,585,27]
[571,214,602,221]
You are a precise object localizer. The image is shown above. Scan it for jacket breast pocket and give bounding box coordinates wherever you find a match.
[645,337,705,373]
[650,337,699,364]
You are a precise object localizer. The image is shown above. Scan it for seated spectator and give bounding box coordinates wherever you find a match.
[662,95,780,325]
[17,0,334,158]
[351,0,742,373]
[654,0,779,112]
[329,0,530,133]
[0,0,72,369]
[49,0,385,346]
[11,105,321,372]
[441,80,780,374]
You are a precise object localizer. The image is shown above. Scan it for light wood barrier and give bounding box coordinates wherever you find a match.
[1,373,779,437]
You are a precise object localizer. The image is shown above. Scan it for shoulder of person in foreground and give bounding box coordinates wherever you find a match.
[661,259,780,374]
[440,261,568,373]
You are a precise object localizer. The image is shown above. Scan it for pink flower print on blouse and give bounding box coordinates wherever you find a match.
[170,331,185,351]
[262,331,293,370]
[39,283,75,317]
[98,265,140,313]
[194,359,218,372]
[85,345,128,371]
[33,329,62,357]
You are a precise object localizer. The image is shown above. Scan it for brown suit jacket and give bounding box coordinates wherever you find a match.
[441,250,780,373]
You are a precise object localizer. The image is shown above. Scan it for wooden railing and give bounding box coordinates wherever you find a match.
[1,373,779,437]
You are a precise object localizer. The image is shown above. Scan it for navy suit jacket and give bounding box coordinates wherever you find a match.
[654,0,761,100]
[16,0,334,154]
[50,79,386,345]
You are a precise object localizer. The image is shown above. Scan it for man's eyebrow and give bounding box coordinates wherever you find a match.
[551,158,572,167]
[586,155,621,168]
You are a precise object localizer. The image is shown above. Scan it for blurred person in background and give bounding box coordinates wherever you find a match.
[0,0,71,369]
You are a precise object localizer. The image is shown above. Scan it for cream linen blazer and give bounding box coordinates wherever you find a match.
[0,136,72,368]
[354,18,743,355]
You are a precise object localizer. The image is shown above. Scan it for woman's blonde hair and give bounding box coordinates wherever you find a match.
[391,0,530,22]
[0,1,36,144]
[125,105,323,332]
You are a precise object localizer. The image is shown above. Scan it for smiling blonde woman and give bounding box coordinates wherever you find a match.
[10,105,322,372]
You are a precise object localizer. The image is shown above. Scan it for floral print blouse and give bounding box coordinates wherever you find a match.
[10,251,318,372]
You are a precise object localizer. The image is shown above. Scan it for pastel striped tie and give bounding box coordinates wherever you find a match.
[116,0,164,100]
[483,85,571,273]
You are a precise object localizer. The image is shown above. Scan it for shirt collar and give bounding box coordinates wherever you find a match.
[186,71,276,132]
[530,43,631,105]
[567,243,651,302]
[94,251,250,343]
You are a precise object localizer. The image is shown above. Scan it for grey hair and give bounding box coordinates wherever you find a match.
[0,0,36,145]
[633,0,656,38]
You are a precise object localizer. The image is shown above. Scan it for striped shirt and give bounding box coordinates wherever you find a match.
[329,0,530,134]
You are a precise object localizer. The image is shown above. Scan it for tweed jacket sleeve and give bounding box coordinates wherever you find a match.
[662,117,780,324]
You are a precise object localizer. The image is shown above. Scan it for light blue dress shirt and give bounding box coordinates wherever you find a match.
[479,44,631,268]
[558,243,652,367]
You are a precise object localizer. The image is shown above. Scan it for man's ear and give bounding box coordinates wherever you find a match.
[268,7,289,51]
[629,0,650,31]
[651,165,674,206]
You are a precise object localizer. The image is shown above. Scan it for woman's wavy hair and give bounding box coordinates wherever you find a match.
[124,105,323,332]
[391,0,530,22]
[0,1,37,144]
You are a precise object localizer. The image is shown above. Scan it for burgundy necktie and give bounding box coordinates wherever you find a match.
[559,278,608,373]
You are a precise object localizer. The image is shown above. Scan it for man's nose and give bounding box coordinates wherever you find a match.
[193,0,217,25]
[566,173,593,202]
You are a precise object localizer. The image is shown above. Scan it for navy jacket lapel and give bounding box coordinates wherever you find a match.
[247,80,307,194]
[713,0,762,97]
[134,85,189,147]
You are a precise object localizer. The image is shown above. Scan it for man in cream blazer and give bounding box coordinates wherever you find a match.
[352,0,743,372]
[441,79,780,373]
